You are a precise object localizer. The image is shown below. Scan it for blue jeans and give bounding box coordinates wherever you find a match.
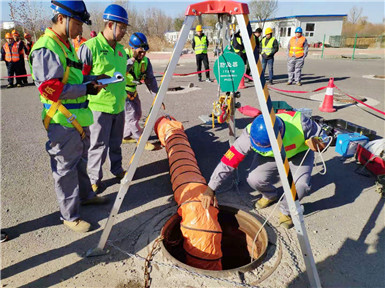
[262,58,274,81]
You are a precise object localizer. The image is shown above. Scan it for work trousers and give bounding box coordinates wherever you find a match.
[124,93,142,140]
[46,125,95,221]
[196,53,210,80]
[6,62,22,85]
[17,59,28,84]
[88,111,125,185]
[246,150,314,215]
[287,56,305,83]
[262,57,274,81]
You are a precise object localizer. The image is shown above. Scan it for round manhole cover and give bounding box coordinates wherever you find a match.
[333,93,366,104]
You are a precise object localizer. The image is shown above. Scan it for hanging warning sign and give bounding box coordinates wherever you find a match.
[213,52,245,92]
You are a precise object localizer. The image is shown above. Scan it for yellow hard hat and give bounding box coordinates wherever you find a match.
[196,25,202,32]
[5,33,12,39]
[265,27,273,35]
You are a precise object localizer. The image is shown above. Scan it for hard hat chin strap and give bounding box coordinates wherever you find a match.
[113,22,117,42]
[65,17,70,40]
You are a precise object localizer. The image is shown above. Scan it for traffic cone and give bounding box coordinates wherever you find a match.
[238,75,246,89]
[319,78,336,113]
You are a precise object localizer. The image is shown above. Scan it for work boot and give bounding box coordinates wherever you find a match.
[269,80,274,85]
[206,79,213,83]
[145,142,156,151]
[81,195,108,206]
[198,78,203,82]
[6,84,13,89]
[122,137,137,144]
[279,213,294,229]
[255,197,278,209]
[16,83,23,88]
[63,219,91,233]
[91,183,106,194]
[286,81,292,85]
[296,82,302,86]
[115,170,126,180]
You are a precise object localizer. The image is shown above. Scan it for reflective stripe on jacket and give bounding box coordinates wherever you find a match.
[194,35,208,54]
[289,36,305,58]
[3,42,20,62]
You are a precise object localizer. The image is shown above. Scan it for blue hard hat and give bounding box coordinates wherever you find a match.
[250,115,285,153]
[103,4,129,25]
[51,1,91,25]
[129,32,149,51]
[295,27,303,33]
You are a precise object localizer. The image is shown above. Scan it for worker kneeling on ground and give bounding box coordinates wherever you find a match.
[122,32,164,151]
[29,0,109,233]
[200,111,326,229]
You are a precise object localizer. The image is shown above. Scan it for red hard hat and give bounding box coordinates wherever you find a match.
[12,31,20,37]
[24,33,31,38]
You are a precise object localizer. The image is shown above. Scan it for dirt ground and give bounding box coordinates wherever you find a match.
[1,48,384,288]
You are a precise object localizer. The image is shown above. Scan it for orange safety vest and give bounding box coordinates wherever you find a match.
[289,36,305,58]
[72,37,87,52]
[3,42,21,62]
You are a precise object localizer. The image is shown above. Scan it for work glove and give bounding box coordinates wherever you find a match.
[200,186,218,210]
[86,81,107,95]
[96,74,110,81]
[305,136,327,152]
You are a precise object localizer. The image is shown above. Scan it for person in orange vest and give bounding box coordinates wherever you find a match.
[24,32,34,56]
[72,33,87,52]
[287,27,308,86]
[12,30,29,85]
[1,32,21,88]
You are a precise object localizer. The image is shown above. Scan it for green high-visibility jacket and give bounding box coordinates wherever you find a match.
[83,33,127,114]
[247,112,308,158]
[29,28,93,127]
[194,35,208,54]
[125,48,148,93]
[261,37,276,56]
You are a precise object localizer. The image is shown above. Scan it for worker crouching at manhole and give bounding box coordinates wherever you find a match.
[122,32,165,150]
[200,111,326,229]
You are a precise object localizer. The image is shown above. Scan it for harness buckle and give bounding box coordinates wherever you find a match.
[67,114,77,124]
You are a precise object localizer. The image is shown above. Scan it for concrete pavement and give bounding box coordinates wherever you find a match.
[1,56,384,287]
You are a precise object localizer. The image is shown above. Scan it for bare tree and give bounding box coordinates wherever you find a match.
[348,6,363,24]
[8,0,49,41]
[249,0,278,30]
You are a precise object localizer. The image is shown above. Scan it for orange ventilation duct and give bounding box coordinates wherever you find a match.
[155,116,223,270]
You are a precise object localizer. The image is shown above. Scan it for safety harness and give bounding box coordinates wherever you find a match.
[42,33,86,139]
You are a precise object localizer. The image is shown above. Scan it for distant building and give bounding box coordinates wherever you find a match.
[165,26,214,44]
[251,14,347,48]
[2,21,15,30]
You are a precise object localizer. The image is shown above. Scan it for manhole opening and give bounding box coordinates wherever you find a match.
[161,205,268,274]
[168,86,184,91]
[374,75,385,79]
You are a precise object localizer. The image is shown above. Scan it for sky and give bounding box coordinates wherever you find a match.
[1,0,384,24]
